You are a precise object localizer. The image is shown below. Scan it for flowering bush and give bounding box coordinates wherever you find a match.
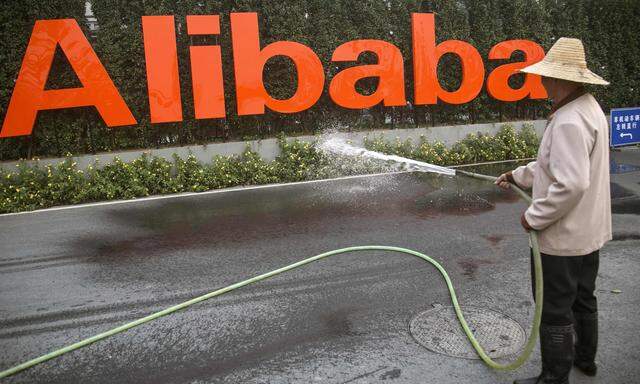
[1,162,48,212]
[0,124,538,214]
[43,158,88,204]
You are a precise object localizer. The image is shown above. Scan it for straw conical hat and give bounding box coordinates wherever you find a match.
[520,37,609,85]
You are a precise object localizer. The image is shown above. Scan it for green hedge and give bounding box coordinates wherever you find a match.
[364,123,538,165]
[0,124,538,214]
[1,1,638,160]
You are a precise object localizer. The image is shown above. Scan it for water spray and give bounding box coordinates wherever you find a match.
[318,137,456,176]
[0,142,542,379]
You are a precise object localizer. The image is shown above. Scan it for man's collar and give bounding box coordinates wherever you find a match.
[549,87,587,117]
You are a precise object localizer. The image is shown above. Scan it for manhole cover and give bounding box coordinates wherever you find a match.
[410,306,526,359]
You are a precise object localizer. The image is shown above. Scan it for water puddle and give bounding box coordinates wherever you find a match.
[316,134,527,220]
[610,161,640,175]
[611,183,640,215]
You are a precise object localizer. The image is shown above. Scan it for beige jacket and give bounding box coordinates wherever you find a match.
[513,93,612,256]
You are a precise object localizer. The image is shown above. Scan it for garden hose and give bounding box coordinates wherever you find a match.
[0,170,542,379]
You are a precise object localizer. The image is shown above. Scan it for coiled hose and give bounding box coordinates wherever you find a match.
[0,170,542,379]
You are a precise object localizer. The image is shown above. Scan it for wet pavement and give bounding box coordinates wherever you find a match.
[1,160,639,383]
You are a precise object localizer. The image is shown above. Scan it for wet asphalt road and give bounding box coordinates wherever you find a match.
[1,170,639,384]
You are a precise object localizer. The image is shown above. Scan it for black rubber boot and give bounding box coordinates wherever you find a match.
[514,323,574,384]
[573,312,598,376]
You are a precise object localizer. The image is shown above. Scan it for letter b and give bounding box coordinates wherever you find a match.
[230,12,324,115]
[411,13,484,105]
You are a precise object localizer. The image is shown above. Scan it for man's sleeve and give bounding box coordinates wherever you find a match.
[512,161,537,189]
[524,121,594,230]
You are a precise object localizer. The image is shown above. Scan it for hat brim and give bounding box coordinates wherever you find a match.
[519,61,609,85]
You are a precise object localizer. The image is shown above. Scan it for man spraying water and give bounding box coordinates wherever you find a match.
[495,37,611,384]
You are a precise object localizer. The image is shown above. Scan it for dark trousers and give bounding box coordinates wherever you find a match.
[530,250,599,325]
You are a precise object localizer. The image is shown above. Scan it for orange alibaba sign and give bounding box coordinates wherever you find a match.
[0,13,547,138]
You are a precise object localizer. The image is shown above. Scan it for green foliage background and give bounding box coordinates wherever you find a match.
[1,0,638,161]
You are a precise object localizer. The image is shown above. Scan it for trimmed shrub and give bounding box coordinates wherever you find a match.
[364,123,539,166]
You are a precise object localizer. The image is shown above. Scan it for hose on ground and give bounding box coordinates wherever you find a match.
[0,170,541,379]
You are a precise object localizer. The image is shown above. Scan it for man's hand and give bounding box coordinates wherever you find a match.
[521,212,533,231]
[495,171,515,190]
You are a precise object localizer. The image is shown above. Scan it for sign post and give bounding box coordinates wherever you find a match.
[610,107,640,147]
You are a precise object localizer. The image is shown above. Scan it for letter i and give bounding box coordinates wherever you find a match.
[186,15,226,119]
[142,16,183,123]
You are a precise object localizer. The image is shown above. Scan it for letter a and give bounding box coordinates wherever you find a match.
[486,40,547,101]
[329,40,406,109]
[0,19,136,138]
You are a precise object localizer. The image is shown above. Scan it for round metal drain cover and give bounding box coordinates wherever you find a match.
[410,306,526,359]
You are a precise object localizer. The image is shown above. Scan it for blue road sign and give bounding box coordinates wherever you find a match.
[610,107,640,147]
